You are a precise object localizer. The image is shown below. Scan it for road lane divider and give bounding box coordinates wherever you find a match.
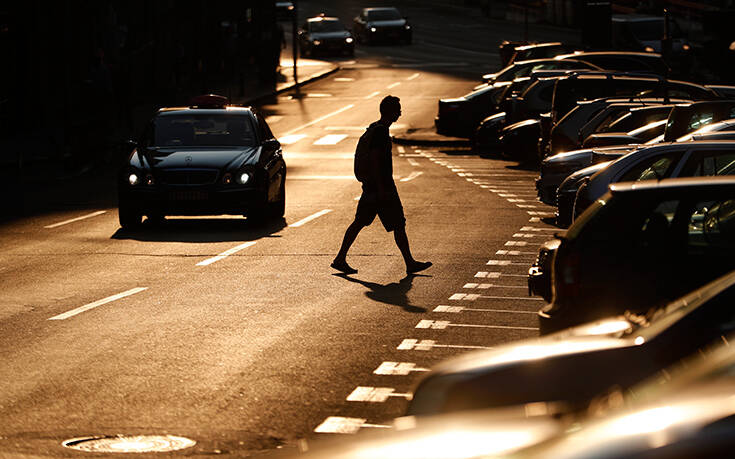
[282,104,355,136]
[399,171,423,182]
[433,305,537,314]
[196,241,257,266]
[397,339,492,351]
[406,73,420,80]
[347,386,412,402]
[364,91,380,99]
[44,211,107,229]
[374,361,430,375]
[416,319,538,331]
[48,287,147,320]
[386,82,401,89]
[289,209,332,228]
[314,417,390,434]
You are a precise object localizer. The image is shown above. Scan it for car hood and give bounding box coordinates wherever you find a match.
[544,148,595,166]
[432,317,635,376]
[559,161,611,190]
[368,19,407,27]
[140,147,259,170]
[408,317,638,415]
[310,31,351,40]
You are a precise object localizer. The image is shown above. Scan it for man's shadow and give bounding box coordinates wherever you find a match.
[334,273,428,313]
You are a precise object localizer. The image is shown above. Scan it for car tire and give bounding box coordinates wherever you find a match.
[119,204,142,229]
[269,180,286,219]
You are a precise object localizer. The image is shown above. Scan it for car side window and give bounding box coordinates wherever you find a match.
[254,113,274,142]
[688,199,735,250]
[619,152,682,182]
[687,111,714,131]
[681,151,735,177]
[637,200,678,251]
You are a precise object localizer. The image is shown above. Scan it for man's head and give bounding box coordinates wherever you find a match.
[380,95,401,123]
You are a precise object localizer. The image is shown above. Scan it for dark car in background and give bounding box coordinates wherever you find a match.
[117,95,286,229]
[353,7,411,45]
[508,42,582,64]
[541,177,735,334]
[298,15,354,57]
[481,58,600,84]
[555,51,671,77]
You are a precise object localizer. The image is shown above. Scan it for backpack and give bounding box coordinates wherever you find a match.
[354,123,382,183]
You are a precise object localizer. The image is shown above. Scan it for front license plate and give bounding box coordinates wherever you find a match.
[169,190,208,201]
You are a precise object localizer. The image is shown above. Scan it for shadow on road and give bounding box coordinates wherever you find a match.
[333,273,428,313]
[111,217,287,243]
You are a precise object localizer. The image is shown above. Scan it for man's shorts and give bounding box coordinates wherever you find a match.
[355,190,406,232]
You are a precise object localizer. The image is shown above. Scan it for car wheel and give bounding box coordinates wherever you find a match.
[269,180,286,219]
[119,204,142,229]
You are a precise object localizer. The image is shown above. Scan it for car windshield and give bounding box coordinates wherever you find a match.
[152,115,256,147]
[368,9,401,21]
[310,19,344,33]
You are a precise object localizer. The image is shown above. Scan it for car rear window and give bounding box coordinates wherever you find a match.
[368,9,401,21]
[153,115,256,147]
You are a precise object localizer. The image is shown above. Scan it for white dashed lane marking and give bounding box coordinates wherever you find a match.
[347,386,412,402]
[434,305,537,314]
[279,134,306,145]
[44,210,107,229]
[289,209,332,228]
[196,241,257,266]
[314,417,390,434]
[48,287,148,320]
[374,361,430,375]
[400,171,423,182]
[463,283,526,289]
[416,319,539,331]
[397,339,493,351]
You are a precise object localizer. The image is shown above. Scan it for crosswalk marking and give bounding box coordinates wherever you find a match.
[279,134,306,144]
[314,134,348,145]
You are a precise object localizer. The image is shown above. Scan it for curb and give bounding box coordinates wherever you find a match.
[244,64,341,105]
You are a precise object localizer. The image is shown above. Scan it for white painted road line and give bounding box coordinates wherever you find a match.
[196,241,257,266]
[397,339,493,351]
[475,272,527,278]
[434,305,538,314]
[521,226,558,232]
[480,295,543,301]
[282,104,355,136]
[279,134,307,145]
[487,260,528,266]
[386,82,401,89]
[449,293,481,301]
[406,73,420,80]
[416,319,539,331]
[496,250,536,256]
[314,134,348,145]
[48,287,147,320]
[289,209,332,228]
[288,175,355,180]
[334,77,355,82]
[399,171,423,182]
[44,210,107,229]
[407,159,419,166]
[364,91,380,99]
[314,417,390,434]
[374,361,430,375]
[397,145,406,153]
[347,386,412,402]
[463,283,527,289]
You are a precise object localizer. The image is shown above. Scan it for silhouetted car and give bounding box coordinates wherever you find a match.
[573,141,735,218]
[117,95,286,229]
[353,7,411,45]
[582,118,668,148]
[555,51,671,76]
[541,177,735,334]
[481,58,600,84]
[409,267,735,415]
[298,15,354,57]
[508,42,582,64]
[662,100,735,142]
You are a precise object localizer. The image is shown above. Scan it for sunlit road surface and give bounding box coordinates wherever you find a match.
[0,1,577,456]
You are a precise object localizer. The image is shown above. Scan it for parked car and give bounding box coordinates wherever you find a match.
[352,7,411,45]
[408,266,735,415]
[508,42,582,65]
[481,58,600,85]
[555,51,671,76]
[298,15,354,57]
[541,177,735,334]
[582,118,668,148]
[662,100,735,142]
[117,95,286,228]
[574,140,735,219]
[547,100,679,157]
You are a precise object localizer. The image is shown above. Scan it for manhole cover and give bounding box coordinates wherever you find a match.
[62,435,196,453]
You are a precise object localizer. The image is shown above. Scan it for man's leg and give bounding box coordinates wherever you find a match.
[394,225,432,274]
[332,220,363,274]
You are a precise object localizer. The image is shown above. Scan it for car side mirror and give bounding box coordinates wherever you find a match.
[262,138,281,151]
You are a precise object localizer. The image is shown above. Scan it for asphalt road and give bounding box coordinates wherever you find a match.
[0,2,575,457]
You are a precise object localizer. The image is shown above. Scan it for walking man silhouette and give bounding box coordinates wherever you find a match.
[331,95,432,275]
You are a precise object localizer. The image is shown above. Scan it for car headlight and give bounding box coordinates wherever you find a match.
[644,46,655,52]
[237,172,252,185]
[370,27,377,32]
[144,174,154,185]
[313,39,321,46]
[345,37,354,43]
[404,25,411,30]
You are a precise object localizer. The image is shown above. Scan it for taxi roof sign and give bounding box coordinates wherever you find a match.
[189,94,229,109]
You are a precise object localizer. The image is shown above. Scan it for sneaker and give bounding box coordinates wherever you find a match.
[406,261,432,274]
[331,260,358,274]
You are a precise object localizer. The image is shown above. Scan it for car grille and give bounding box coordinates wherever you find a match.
[160,169,219,185]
